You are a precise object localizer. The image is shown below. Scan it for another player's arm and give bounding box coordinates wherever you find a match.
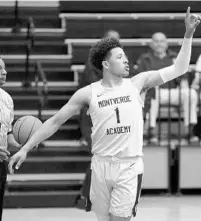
[132,8,201,93]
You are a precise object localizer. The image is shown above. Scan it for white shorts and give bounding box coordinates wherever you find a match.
[89,155,144,220]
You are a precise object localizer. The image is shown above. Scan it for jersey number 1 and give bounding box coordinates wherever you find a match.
[115,107,120,124]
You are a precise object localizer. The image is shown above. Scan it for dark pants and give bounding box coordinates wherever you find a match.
[0,162,7,221]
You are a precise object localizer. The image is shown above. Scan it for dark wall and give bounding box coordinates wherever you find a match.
[60,1,201,13]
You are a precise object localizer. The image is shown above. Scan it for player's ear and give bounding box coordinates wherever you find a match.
[102,60,109,70]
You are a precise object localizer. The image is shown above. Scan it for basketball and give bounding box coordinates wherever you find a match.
[13,116,42,146]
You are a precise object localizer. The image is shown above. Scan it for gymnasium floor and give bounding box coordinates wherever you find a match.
[3,196,201,221]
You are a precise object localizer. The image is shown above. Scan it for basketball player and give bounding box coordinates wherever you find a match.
[0,58,21,221]
[9,8,200,221]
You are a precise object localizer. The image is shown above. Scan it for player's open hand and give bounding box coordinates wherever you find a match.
[0,147,10,162]
[185,7,201,35]
[8,149,27,174]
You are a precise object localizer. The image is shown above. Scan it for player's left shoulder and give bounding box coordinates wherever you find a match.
[126,77,145,106]
[130,73,147,93]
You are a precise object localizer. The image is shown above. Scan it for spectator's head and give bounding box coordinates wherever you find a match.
[150,32,168,56]
[0,58,7,86]
[89,38,129,77]
[104,30,120,40]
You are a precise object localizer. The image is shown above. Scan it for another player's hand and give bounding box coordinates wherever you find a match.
[185,7,201,35]
[0,147,10,162]
[8,149,27,174]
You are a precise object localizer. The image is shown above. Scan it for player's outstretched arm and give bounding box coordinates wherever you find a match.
[132,7,201,92]
[8,86,91,174]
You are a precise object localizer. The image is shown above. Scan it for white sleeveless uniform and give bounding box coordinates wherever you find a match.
[0,88,14,149]
[88,78,143,158]
[88,79,144,220]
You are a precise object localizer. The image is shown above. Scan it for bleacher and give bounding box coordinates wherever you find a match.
[3,0,83,208]
[2,0,201,208]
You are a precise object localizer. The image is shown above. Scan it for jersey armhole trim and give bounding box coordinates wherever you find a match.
[87,84,93,115]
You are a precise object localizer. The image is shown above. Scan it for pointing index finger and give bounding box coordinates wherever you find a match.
[186,7,191,19]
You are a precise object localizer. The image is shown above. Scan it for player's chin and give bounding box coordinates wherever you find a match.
[121,70,129,77]
[0,79,6,85]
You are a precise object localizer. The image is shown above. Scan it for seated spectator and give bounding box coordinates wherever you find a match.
[135,32,198,143]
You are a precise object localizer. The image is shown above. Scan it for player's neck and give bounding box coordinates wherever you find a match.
[101,75,123,88]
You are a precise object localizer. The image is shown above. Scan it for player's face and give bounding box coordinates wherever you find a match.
[106,47,129,77]
[0,59,7,86]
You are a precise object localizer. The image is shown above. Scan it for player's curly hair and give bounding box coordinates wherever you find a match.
[88,37,123,71]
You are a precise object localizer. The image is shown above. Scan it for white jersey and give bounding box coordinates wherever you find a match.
[88,78,144,158]
[0,88,14,149]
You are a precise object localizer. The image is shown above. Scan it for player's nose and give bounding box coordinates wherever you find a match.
[124,59,129,65]
[2,68,7,75]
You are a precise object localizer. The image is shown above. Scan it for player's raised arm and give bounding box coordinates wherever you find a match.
[8,85,91,174]
[132,7,201,92]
